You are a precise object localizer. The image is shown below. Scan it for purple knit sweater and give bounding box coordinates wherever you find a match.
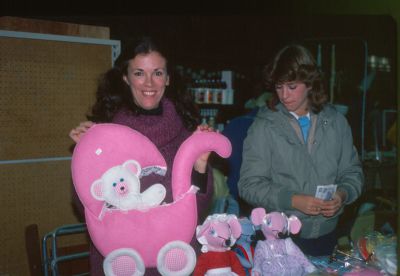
[86,97,214,275]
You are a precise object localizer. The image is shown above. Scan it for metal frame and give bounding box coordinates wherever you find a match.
[42,223,89,276]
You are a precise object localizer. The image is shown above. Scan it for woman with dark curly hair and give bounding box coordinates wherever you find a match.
[238,44,363,256]
[69,36,214,275]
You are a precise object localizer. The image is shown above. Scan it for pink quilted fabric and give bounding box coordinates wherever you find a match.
[71,123,232,267]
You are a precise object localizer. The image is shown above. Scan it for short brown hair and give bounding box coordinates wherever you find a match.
[264,44,328,113]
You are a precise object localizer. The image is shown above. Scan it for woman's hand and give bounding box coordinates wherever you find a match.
[193,124,215,173]
[320,190,346,217]
[69,121,95,143]
[292,194,325,216]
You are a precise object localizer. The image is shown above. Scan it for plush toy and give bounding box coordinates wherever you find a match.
[233,217,256,276]
[71,123,232,275]
[250,208,316,276]
[194,214,246,276]
[90,159,166,211]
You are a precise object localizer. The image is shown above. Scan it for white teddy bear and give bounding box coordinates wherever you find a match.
[90,160,166,211]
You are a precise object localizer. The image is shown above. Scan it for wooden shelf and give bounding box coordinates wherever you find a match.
[0,16,110,39]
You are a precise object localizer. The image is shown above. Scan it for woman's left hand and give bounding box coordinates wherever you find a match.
[320,190,347,217]
[193,124,215,173]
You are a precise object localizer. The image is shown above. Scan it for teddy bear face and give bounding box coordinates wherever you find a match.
[98,165,141,208]
[90,160,166,211]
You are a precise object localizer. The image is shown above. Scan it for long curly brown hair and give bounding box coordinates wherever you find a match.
[264,44,328,113]
[87,36,200,131]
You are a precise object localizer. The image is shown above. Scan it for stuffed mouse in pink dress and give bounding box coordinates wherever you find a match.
[250,208,316,276]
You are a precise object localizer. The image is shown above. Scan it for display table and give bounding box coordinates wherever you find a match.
[308,254,383,275]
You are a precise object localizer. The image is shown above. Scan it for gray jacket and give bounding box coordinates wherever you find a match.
[238,103,364,238]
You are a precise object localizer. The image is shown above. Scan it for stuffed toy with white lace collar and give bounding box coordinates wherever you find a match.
[250,208,316,276]
[194,214,246,276]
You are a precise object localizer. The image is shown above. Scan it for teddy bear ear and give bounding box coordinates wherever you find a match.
[250,208,266,226]
[288,215,302,234]
[91,179,104,200]
[123,160,142,176]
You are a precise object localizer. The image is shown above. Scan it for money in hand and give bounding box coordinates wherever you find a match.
[315,184,337,200]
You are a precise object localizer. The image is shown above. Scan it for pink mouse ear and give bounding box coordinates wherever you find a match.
[250,208,266,226]
[288,215,302,234]
[196,221,211,239]
[228,216,242,239]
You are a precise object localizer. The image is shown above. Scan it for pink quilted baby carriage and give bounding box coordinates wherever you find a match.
[71,123,231,276]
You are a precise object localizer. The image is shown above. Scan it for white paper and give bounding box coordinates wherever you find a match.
[315,184,337,200]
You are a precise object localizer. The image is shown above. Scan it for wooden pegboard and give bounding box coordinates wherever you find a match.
[0,161,87,275]
[0,32,118,275]
[0,36,112,160]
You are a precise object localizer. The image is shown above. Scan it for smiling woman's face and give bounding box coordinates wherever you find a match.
[123,51,169,110]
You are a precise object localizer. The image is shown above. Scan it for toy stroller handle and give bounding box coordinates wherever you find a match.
[172,131,232,200]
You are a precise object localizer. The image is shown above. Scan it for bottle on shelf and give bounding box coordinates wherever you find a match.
[200,108,219,128]
[186,67,236,106]
[208,115,215,129]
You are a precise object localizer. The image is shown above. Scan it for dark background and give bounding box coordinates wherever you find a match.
[24,15,396,72]
[25,15,397,150]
